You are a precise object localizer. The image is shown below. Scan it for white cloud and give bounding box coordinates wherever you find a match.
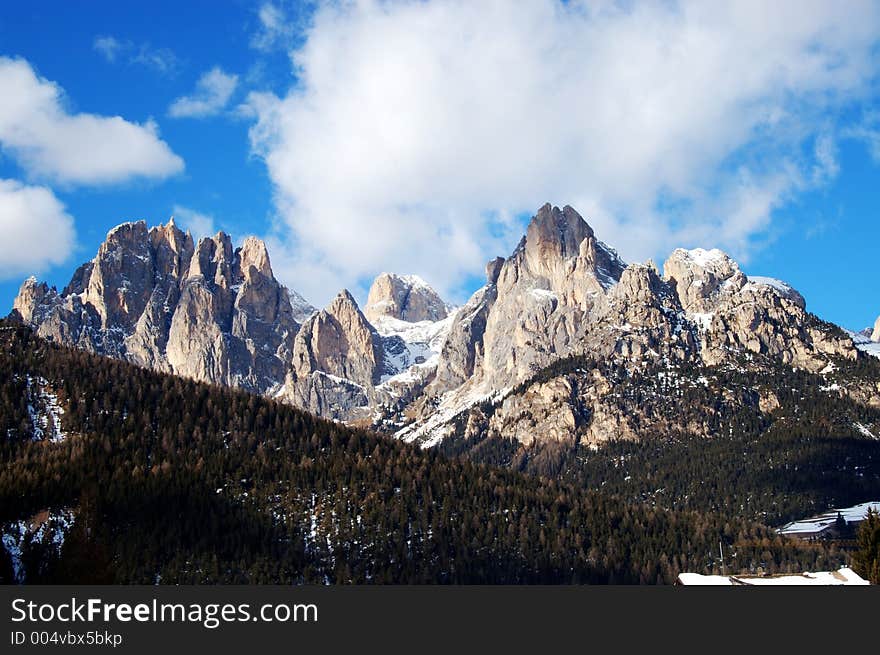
[171,204,217,239]
[169,67,239,118]
[251,3,295,52]
[246,0,880,306]
[130,44,180,76]
[92,36,180,75]
[845,110,880,162]
[0,57,184,186]
[0,179,75,280]
[93,36,124,62]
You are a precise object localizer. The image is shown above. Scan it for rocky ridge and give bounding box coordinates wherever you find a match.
[396,204,871,446]
[11,205,879,451]
[13,219,300,394]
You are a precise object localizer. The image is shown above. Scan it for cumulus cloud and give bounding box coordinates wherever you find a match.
[0,179,75,280]
[246,0,880,305]
[0,57,184,186]
[168,67,239,118]
[171,204,217,238]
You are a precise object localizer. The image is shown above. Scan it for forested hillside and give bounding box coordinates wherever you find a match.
[440,353,880,526]
[0,322,846,584]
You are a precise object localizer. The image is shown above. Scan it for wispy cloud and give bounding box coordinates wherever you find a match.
[168,67,239,119]
[0,56,184,186]
[171,204,217,238]
[250,3,296,52]
[93,35,125,63]
[844,110,880,162]
[92,35,181,75]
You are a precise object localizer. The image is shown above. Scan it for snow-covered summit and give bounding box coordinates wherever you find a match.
[364,272,451,324]
[746,275,806,309]
[667,247,734,272]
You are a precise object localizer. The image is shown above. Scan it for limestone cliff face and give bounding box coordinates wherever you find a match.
[276,290,388,421]
[292,290,384,388]
[364,273,449,324]
[12,219,300,394]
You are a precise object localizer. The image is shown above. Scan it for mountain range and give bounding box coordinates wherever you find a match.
[11,203,880,453]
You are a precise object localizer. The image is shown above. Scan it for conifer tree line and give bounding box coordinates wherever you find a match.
[0,321,872,584]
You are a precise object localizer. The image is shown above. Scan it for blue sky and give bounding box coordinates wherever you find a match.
[0,1,878,331]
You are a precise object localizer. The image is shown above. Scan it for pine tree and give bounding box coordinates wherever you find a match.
[853,509,880,584]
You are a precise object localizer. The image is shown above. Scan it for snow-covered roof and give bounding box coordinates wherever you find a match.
[677,568,868,586]
[778,501,880,536]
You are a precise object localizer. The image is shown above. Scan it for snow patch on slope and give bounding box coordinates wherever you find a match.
[749,276,792,294]
[25,376,66,443]
[375,311,457,385]
[848,329,880,359]
[396,383,510,449]
[1,508,76,583]
[288,289,317,323]
[681,248,728,268]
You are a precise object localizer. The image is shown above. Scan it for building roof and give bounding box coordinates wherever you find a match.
[778,501,880,537]
[677,568,869,586]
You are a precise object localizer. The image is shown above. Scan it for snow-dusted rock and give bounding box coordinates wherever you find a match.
[364,272,450,324]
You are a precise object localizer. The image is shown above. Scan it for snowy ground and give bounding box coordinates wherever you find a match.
[1,508,76,583]
[25,375,66,443]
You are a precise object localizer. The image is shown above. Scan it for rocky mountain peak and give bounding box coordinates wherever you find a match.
[525,203,594,266]
[236,236,273,281]
[663,247,746,313]
[291,289,384,392]
[485,257,505,285]
[190,232,235,289]
[364,272,449,324]
[328,288,360,314]
[149,218,194,281]
[507,203,626,294]
[11,218,303,395]
[12,277,55,324]
[10,205,874,447]
[873,315,880,342]
[83,220,156,330]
